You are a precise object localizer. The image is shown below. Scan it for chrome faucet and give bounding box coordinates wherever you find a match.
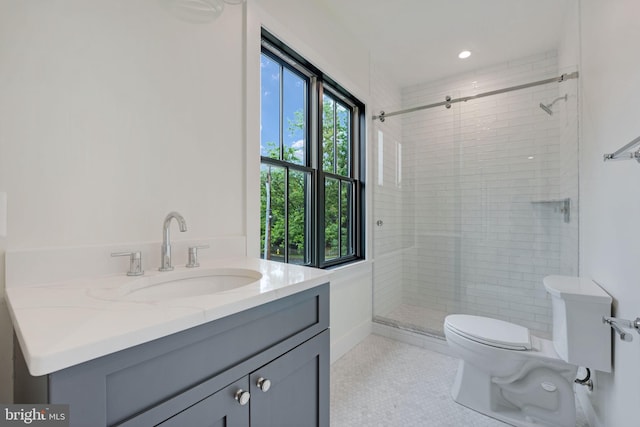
[159,211,187,271]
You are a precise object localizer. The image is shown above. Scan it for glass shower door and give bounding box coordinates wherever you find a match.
[372,74,579,339]
[372,90,462,336]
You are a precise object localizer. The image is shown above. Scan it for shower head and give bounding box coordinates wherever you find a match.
[539,103,554,115]
[539,94,568,116]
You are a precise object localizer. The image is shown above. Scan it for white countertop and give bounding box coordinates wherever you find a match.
[5,257,331,376]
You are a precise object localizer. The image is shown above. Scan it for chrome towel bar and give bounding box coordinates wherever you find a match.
[602,316,640,342]
[603,135,640,163]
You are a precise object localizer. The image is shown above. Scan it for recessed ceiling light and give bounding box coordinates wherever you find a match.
[458,50,471,59]
[527,156,535,160]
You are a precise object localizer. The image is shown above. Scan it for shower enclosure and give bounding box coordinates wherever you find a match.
[372,52,579,339]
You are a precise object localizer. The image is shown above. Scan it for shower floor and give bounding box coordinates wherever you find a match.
[374,303,450,336]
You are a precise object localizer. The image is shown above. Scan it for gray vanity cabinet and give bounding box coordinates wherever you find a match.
[159,330,328,427]
[14,284,329,427]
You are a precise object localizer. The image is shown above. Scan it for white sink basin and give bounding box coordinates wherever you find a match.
[92,268,263,302]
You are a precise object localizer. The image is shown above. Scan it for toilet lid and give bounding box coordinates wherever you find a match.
[445,314,531,351]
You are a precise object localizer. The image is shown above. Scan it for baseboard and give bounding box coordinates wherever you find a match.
[372,321,455,357]
[330,320,372,364]
[576,386,601,427]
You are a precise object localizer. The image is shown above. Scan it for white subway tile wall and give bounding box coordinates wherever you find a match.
[372,51,579,338]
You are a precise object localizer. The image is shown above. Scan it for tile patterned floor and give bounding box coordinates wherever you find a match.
[330,334,589,427]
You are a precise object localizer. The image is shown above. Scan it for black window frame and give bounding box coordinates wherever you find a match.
[260,30,365,268]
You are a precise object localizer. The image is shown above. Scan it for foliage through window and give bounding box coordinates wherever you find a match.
[260,32,364,268]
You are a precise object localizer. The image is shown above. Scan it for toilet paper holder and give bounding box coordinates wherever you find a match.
[602,316,640,342]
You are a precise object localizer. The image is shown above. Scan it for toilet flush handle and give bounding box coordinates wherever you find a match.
[602,316,639,342]
[610,321,632,342]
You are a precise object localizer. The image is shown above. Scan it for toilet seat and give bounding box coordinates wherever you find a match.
[445,314,531,351]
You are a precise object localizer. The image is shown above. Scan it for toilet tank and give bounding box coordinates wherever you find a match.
[543,275,612,373]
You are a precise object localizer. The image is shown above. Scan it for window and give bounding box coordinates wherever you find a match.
[260,32,364,268]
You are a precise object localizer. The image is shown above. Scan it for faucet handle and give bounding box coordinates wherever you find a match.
[111,251,144,276]
[186,245,209,268]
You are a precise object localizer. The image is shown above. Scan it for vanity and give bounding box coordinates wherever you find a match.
[6,249,331,427]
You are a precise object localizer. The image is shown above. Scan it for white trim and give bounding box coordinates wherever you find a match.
[244,2,262,258]
[328,259,372,280]
[330,320,372,364]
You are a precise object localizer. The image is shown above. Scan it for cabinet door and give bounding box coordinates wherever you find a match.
[249,330,329,427]
[157,377,250,427]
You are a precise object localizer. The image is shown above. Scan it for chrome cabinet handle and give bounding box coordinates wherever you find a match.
[256,377,271,392]
[111,251,144,276]
[234,390,250,406]
[186,245,209,268]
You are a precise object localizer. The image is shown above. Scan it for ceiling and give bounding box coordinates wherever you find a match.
[319,0,573,88]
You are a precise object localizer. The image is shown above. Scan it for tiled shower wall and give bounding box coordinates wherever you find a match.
[373,51,579,338]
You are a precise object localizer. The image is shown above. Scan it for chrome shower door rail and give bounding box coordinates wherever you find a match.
[373,71,579,122]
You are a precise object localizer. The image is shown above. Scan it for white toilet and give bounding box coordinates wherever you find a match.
[444,275,612,427]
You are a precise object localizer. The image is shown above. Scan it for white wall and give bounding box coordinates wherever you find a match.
[0,0,245,401]
[572,1,640,426]
[0,1,246,249]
